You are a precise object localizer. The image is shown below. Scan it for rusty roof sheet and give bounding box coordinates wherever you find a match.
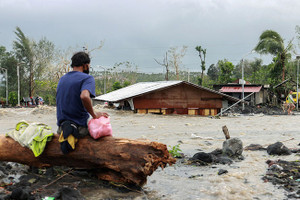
[95,81,240,102]
[220,86,262,93]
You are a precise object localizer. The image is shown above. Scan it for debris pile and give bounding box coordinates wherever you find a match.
[189,137,244,167]
[0,162,87,199]
[244,141,300,199]
[188,126,244,170]
[30,105,56,115]
[263,160,300,199]
[225,104,285,115]
[0,162,143,199]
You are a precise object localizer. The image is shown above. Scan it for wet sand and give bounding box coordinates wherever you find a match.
[0,106,299,199]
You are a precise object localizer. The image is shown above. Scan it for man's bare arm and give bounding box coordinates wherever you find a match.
[80,90,109,119]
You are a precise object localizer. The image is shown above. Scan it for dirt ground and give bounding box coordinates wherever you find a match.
[0,105,300,199]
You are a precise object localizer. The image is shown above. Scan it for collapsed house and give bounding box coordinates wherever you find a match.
[94,81,239,116]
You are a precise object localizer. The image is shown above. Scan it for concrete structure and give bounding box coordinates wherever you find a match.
[94,81,239,116]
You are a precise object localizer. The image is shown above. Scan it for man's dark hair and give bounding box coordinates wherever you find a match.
[71,52,90,67]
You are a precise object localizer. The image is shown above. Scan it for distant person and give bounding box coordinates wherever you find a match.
[287,90,295,115]
[35,96,39,106]
[38,96,44,105]
[56,51,108,141]
[30,97,35,106]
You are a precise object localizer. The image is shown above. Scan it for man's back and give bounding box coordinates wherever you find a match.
[56,71,95,127]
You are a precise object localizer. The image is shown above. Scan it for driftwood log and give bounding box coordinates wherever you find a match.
[222,125,230,140]
[0,135,176,186]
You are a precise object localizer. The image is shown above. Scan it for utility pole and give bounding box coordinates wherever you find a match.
[241,50,255,110]
[297,56,300,110]
[0,67,8,106]
[17,65,20,107]
[242,59,245,111]
[5,68,7,106]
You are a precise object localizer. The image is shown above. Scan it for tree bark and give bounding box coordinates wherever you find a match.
[222,125,230,140]
[0,135,176,186]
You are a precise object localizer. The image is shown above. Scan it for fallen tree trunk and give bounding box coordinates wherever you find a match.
[0,135,176,186]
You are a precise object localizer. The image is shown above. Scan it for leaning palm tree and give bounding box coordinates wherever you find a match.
[254,30,293,82]
[13,27,34,97]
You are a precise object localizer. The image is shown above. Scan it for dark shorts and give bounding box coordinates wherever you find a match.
[57,126,89,138]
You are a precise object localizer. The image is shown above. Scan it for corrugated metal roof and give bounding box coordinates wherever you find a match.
[220,86,262,93]
[94,81,240,102]
[95,81,182,102]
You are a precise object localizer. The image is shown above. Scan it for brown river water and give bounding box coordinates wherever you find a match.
[0,106,299,200]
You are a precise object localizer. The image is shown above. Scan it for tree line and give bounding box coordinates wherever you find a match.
[0,27,300,106]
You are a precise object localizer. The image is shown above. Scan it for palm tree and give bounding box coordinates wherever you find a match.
[195,46,206,85]
[13,27,34,97]
[254,30,293,82]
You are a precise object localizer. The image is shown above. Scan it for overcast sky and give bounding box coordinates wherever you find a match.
[1,0,300,73]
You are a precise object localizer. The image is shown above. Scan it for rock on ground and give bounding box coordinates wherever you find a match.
[222,138,243,157]
[267,142,291,155]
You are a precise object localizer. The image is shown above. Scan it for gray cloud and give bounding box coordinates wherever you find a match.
[0,0,299,73]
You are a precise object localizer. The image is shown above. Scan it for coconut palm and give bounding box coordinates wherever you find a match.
[254,30,293,82]
[13,27,34,97]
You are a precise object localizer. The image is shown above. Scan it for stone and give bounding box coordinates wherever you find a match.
[244,144,266,151]
[222,138,243,157]
[267,142,291,155]
[210,148,223,156]
[215,156,233,165]
[218,169,228,175]
[191,152,213,163]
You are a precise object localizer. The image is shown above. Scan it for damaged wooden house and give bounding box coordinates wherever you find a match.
[94,81,239,116]
[213,79,268,105]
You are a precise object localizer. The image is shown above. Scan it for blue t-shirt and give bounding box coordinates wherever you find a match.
[56,71,95,127]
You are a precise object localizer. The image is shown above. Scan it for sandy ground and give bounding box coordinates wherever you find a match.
[1,106,300,199]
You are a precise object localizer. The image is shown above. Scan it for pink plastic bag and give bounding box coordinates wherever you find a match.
[88,117,112,139]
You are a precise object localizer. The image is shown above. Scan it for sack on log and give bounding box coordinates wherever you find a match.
[0,135,176,186]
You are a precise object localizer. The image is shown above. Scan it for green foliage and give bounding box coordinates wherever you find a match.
[217,59,234,84]
[13,27,56,97]
[44,94,56,105]
[232,58,268,84]
[254,30,284,55]
[254,29,294,82]
[0,46,19,96]
[197,77,202,86]
[168,144,182,158]
[35,80,57,105]
[112,81,122,91]
[201,75,215,89]
[207,64,219,81]
[8,91,18,106]
[123,81,131,87]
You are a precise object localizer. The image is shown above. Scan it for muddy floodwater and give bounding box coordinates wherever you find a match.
[0,106,299,199]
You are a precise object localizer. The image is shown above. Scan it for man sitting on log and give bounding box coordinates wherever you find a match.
[56,51,108,153]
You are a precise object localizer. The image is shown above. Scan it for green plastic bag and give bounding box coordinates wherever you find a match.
[42,197,55,200]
